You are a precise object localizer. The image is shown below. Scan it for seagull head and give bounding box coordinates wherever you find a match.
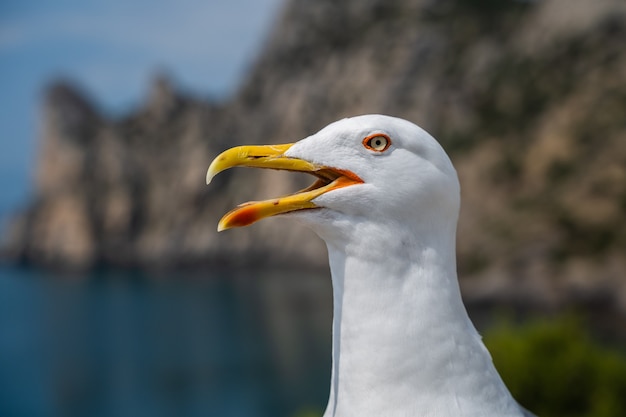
[207,114,460,240]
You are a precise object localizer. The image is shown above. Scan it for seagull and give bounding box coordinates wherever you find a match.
[206,115,535,417]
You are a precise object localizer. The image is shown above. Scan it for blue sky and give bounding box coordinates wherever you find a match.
[0,0,283,221]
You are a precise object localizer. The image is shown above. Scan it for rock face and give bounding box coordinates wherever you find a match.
[3,0,626,311]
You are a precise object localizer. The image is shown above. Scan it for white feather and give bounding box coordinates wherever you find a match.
[285,115,533,417]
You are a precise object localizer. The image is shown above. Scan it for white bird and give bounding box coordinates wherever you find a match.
[207,115,535,417]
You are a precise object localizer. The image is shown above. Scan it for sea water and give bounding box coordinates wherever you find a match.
[0,264,332,417]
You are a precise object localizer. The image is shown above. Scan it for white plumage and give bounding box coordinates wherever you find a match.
[207,114,535,417]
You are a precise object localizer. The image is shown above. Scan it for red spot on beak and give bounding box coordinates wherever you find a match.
[226,205,260,228]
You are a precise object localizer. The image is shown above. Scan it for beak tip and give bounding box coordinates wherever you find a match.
[217,219,229,232]
[206,168,215,185]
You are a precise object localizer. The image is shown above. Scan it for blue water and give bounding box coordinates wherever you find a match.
[0,265,332,417]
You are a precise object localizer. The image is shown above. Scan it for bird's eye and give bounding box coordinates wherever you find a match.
[363,134,391,152]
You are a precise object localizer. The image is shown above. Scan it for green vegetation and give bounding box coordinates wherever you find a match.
[484,316,626,417]
[292,409,323,417]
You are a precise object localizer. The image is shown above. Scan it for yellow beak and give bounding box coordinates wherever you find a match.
[206,143,362,231]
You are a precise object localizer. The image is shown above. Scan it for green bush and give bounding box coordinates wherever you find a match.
[484,316,626,417]
[291,409,322,417]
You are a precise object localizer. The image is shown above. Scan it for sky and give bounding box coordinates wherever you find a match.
[0,0,284,221]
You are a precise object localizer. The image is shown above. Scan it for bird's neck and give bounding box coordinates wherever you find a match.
[322,220,520,417]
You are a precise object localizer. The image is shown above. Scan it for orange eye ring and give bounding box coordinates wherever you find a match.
[363,133,391,152]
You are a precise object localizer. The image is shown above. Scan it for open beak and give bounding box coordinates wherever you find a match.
[206,143,362,231]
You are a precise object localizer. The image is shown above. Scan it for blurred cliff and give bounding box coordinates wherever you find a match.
[2,0,625,314]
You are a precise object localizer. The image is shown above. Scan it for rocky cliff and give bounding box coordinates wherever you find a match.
[3,0,626,312]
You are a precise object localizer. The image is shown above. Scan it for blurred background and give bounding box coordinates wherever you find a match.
[1,0,626,416]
